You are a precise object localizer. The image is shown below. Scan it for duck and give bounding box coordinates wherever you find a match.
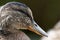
[40,21,60,40]
[0,2,48,40]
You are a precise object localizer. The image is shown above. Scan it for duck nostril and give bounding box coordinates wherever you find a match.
[35,24,37,26]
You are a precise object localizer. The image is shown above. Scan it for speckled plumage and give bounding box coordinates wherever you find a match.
[0,2,47,40]
[0,2,32,40]
[0,2,33,32]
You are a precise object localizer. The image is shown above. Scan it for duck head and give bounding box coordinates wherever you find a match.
[0,2,48,37]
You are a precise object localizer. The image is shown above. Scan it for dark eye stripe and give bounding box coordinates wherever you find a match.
[12,8,33,21]
[5,2,33,22]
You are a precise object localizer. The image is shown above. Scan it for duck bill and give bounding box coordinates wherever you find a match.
[28,20,48,37]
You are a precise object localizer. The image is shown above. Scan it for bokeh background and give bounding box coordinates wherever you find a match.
[0,0,60,40]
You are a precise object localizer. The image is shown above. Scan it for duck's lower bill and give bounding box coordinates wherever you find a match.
[28,21,48,37]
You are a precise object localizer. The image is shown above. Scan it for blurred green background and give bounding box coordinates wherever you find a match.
[0,0,60,40]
